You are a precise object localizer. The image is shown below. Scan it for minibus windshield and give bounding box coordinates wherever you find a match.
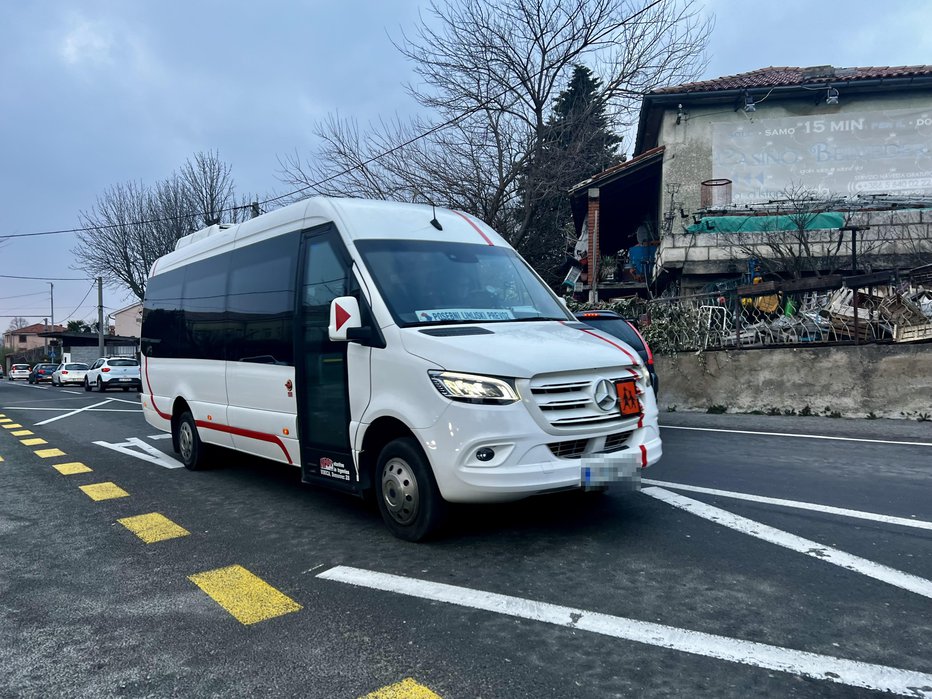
[356,239,572,326]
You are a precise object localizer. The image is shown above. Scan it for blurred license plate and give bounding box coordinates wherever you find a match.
[616,380,640,416]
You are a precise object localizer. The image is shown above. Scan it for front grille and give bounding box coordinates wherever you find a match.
[548,439,589,458]
[530,372,638,429]
[603,431,633,452]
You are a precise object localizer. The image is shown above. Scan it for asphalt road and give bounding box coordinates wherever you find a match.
[0,379,930,698]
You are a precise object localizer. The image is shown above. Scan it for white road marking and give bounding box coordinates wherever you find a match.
[319,565,932,697]
[63,390,83,394]
[35,400,114,425]
[660,424,932,448]
[643,487,932,600]
[93,437,183,469]
[147,434,172,440]
[641,479,932,531]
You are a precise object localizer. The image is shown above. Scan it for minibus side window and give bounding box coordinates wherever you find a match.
[227,233,299,365]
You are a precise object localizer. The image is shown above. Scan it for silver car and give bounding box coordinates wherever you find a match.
[52,362,89,386]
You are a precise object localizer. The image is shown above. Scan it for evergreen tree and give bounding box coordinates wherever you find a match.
[518,65,622,284]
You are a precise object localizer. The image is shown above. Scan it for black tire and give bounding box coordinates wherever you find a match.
[122,387,129,392]
[97,378,106,392]
[375,437,446,542]
[84,379,92,392]
[174,411,209,470]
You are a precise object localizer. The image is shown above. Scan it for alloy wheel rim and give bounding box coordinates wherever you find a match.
[179,423,193,461]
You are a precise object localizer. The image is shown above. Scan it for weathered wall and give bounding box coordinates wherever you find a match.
[655,344,932,419]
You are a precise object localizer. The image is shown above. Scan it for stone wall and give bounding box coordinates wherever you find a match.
[654,343,932,419]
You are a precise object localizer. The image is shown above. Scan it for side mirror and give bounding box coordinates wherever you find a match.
[329,297,362,341]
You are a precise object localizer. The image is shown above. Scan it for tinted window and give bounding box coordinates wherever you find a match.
[66,363,88,370]
[108,359,138,367]
[227,232,299,364]
[141,267,186,358]
[183,254,230,360]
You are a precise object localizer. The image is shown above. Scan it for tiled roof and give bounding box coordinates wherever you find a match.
[6,323,65,334]
[569,146,665,193]
[652,65,932,94]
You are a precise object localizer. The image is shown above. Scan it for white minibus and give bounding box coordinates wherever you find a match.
[140,197,661,540]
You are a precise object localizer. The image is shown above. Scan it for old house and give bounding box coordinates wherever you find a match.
[570,65,932,298]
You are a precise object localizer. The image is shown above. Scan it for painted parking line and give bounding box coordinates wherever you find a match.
[79,482,130,501]
[11,430,33,436]
[118,513,190,543]
[660,425,932,448]
[93,437,183,469]
[642,487,932,600]
[320,566,932,697]
[34,399,115,426]
[21,438,47,446]
[53,461,93,475]
[188,565,302,625]
[642,479,932,531]
[0,456,4,462]
[35,448,66,458]
[2,423,23,429]
[0,418,11,423]
[360,678,442,699]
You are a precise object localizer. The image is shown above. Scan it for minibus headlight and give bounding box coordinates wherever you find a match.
[428,371,519,405]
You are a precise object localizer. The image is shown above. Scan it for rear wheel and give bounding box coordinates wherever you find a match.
[375,438,446,542]
[175,411,209,470]
[84,379,91,392]
[97,378,107,392]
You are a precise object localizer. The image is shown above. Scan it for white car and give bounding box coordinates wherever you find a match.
[52,362,89,386]
[84,357,141,392]
[7,364,31,381]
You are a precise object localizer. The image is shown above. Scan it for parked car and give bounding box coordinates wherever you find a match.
[28,363,59,384]
[574,310,658,395]
[85,357,141,392]
[52,362,90,386]
[8,364,31,381]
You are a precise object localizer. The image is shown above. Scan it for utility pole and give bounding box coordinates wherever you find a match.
[97,277,105,357]
[48,282,55,362]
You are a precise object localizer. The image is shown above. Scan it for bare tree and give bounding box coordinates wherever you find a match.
[7,317,30,332]
[278,0,711,274]
[73,151,246,300]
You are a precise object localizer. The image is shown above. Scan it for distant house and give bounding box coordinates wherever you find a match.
[111,302,143,339]
[3,322,65,356]
[570,65,932,297]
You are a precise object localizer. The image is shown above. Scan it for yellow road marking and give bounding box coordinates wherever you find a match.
[21,438,47,446]
[35,448,66,458]
[188,565,302,625]
[361,678,442,699]
[0,418,11,423]
[2,423,23,429]
[118,513,190,543]
[79,482,129,501]
[11,430,33,436]
[54,462,92,475]
[0,456,4,462]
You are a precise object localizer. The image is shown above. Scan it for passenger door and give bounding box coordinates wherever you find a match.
[296,227,360,491]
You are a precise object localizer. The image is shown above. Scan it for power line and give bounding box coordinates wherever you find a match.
[58,282,97,324]
[0,0,666,242]
[0,273,90,281]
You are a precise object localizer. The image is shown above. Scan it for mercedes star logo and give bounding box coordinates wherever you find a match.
[593,378,618,412]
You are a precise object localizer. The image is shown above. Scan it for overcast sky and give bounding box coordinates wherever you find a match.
[2,0,931,329]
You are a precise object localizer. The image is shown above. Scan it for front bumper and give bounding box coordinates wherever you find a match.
[412,399,662,503]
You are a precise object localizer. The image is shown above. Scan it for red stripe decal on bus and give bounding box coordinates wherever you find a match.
[570,324,639,364]
[143,357,172,421]
[196,421,293,464]
[452,210,494,246]
[639,444,648,468]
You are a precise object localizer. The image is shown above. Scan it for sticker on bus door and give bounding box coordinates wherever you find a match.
[318,457,352,482]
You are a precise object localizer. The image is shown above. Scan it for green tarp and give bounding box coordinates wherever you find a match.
[686,212,847,234]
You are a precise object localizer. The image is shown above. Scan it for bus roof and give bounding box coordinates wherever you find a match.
[153,197,507,277]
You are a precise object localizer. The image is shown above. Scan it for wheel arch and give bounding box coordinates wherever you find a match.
[358,416,420,494]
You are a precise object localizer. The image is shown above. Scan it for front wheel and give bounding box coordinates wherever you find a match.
[375,438,446,542]
[175,411,209,470]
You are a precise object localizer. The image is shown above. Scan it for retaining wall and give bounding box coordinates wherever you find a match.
[654,343,932,419]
